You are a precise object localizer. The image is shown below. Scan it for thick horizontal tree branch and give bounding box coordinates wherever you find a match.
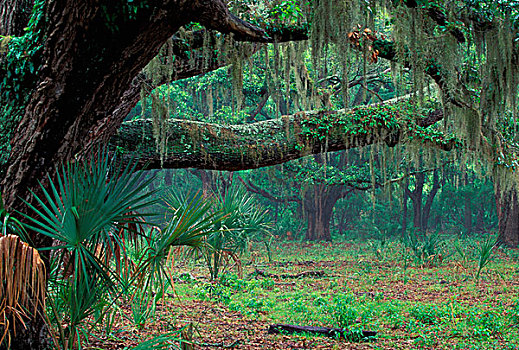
[172,25,308,57]
[111,102,456,171]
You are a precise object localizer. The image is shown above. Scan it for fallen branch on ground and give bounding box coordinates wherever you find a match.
[253,269,325,279]
[267,324,376,341]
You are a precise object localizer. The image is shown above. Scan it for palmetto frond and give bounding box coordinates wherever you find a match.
[22,151,157,285]
[18,150,157,348]
[138,191,222,287]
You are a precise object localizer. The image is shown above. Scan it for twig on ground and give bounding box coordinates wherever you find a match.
[194,340,242,348]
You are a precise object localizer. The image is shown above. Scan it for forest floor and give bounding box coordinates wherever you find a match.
[89,238,519,349]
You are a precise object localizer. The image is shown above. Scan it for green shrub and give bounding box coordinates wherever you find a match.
[467,310,505,337]
[409,304,448,325]
[330,294,360,327]
[402,229,445,267]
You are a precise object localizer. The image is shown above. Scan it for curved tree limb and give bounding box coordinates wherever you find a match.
[237,176,301,203]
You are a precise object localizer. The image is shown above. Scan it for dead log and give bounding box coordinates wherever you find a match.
[267,324,376,341]
[254,268,325,279]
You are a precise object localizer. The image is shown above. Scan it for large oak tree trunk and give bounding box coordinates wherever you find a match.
[2,1,184,221]
[1,2,268,348]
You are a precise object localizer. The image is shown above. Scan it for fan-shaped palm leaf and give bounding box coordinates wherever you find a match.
[138,191,222,287]
[19,151,157,348]
[22,151,157,285]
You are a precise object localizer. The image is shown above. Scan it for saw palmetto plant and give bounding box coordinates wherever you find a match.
[21,151,157,349]
[205,186,271,280]
[165,186,271,280]
[152,191,224,285]
[16,150,223,348]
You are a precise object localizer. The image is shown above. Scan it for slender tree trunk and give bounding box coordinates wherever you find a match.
[197,169,212,198]
[338,209,347,235]
[422,170,440,231]
[402,178,409,235]
[463,174,472,234]
[475,203,484,233]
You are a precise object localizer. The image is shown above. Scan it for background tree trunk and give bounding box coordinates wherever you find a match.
[405,171,440,232]
[464,174,473,234]
[422,170,440,231]
[303,185,342,241]
[401,177,409,235]
[407,173,425,231]
[495,185,519,248]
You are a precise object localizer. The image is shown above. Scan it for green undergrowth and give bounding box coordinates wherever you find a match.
[169,236,519,348]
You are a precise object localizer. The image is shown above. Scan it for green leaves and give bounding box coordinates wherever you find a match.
[0,194,26,239]
[299,103,406,143]
[137,191,221,288]
[269,0,304,24]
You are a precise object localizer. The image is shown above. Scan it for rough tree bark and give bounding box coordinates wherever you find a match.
[0,0,33,36]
